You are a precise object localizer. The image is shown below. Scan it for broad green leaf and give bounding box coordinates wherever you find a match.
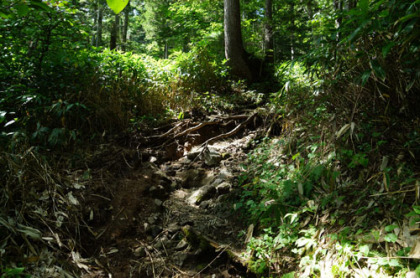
[281,272,296,278]
[415,264,420,276]
[382,42,395,58]
[384,233,398,243]
[106,0,129,14]
[385,224,398,232]
[370,60,386,81]
[358,0,369,13]
[0,111,5,124]
[15,4,29,16]
[29,0,51,12]
[361,70,371,86]
[359,244,370,256]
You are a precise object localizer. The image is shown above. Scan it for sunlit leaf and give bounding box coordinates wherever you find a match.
[384,233,398,242]
[106,0,129,14]
[385,224,398,232]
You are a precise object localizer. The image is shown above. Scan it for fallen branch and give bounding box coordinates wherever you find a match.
[200,113,257,147]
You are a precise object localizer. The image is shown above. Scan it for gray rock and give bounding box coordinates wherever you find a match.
[154,199,163,207]
[133,246,146,257]
[202,149,222,166]
[187,151,201,160]
[167,222,180,234]
[148,184,168,198]
[188,184,216,205]
[179,169,204,188]
[174,251,188,267]
[175,239,189,251]
[216,182,231,195]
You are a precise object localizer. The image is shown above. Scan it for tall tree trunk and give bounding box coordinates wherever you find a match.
[224,0,252,81]
[96,0,103,47]
[121,1,130,52]
[289,1,295,60]
[264,0,274,64]
[110,14,120,50]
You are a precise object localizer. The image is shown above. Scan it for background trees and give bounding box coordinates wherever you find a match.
[1,0,419,277]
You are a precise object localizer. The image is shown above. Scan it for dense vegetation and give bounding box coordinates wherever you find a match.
[1,0,419,277]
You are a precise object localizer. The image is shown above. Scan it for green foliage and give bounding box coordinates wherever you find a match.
[106,0,129,14]
[0,267,29,278]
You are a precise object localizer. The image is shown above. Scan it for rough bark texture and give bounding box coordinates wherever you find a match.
[264,0,274,64]
[96,0,103,47]
[121,1,130,52]
[110,14,119,50]
[224,0,252,81]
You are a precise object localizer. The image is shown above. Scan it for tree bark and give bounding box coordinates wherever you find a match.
[110,14,119,50]
[289,1,295,60]
[96,0,103,47]
[264,0,274,64]
[121,1,130,52]
[224,0,252,81]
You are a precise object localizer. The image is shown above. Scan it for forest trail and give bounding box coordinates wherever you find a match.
[81,111,267,277]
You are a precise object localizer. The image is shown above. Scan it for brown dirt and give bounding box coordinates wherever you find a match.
[77,114,264,277]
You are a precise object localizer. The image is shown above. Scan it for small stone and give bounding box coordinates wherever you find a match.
[149,225,162,237]
[179,169,204,188]
[188,184,216,205]
[133,246,146,257]
[216,182,231,194]
[202,149,222,166]
[167,223,180,233]
[199,200,211,209]
[154,199,163,207]
[174,251,188,267]
[175,239,189,251]
[187,151,201,160]
[170,181,179,190]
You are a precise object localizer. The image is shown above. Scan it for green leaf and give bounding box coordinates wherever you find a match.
[370,60,386,81]
[15,4,30,16]
[384,233,398,243]
[382,42,396,58]
[29,0,51,12]
[361,70,371,85]
[388,259,401,267]
[359,244,370,256]
[358,0,369,13]
[415,264,420,277]
[385,224,398,232]
[106,0,129,14]
[0,111,5,124]
[281,272,296,278]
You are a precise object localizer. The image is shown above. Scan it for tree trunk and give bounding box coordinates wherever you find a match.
[121,1,130,52]
[96,0,103,47]
[289,1,295,60]
[110,14,119,50]
[224,0,252,81]
[264,0,274,64]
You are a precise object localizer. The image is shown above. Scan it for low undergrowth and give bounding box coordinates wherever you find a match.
[237,62,420,277]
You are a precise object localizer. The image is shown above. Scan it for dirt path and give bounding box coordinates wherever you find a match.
[81,113,264,277]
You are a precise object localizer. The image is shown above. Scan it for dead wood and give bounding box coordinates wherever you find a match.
[200,113,257,147]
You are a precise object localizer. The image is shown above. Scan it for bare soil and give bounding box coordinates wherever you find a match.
[78,113,264,277]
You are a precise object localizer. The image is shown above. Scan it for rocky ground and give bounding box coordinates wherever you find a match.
[79,113,264,277]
